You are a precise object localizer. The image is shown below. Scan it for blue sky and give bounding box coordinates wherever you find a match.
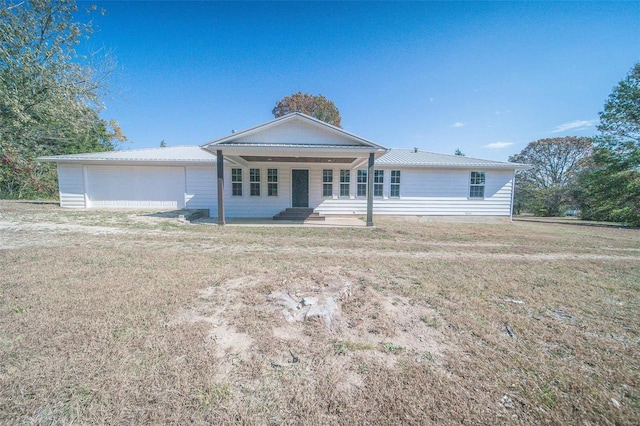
[81,1,640,161]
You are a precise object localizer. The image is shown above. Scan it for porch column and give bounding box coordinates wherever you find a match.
[366,152,374,227]
[216,150,225,225]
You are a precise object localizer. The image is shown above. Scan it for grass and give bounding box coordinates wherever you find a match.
[0,200,639,424]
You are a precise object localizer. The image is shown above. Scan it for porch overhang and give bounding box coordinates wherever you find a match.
[201,143,387,168]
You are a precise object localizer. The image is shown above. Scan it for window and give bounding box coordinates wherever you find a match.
[470,171,486,198]
[250,168,260,196]
[340,170,350,197]
[267,168,278,196]
[357,169,367,197]
[323,169,333,197]
[374,170,384,197]
[390,170,401,198]
[231,168,242,196]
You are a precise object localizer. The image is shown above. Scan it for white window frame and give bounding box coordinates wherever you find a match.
[373,170,384,197]
[469,171,486,199]
[267,168,278,197]
[231,168,243,196]
[339,169,350,197]
[357,169,367,197]
[390,170,401,198]
[250,168,261,196]
[322,169,333,197]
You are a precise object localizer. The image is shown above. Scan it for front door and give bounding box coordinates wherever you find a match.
[291,169,309,208]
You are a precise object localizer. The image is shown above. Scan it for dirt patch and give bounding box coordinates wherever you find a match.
[171,272,448,384]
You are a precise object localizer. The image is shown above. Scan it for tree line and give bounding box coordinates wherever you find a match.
[510,63,639,226]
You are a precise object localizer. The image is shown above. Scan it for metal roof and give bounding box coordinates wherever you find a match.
[376,149,529,169]
[37,146,217,163]
[38,146,528,170]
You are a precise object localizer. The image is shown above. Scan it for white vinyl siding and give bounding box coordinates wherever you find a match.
[185,166,216,209]
[316,168,514,216]
[224,164,290,217]
[55,162,516,219]
[229,119,362,146]
[57,164,86,208]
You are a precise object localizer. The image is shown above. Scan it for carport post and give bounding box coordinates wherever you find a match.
[366,152,374,227]
[216,150,225,225]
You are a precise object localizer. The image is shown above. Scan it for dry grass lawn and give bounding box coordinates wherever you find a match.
[1,201,638,425]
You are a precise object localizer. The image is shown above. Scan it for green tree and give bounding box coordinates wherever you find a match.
[579,63,640,225]
[509,137,592,216]
[272,92,342,127]
[454,148,465,156]
[0,0,125,199]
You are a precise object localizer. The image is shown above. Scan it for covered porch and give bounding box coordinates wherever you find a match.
[203,144,386,226]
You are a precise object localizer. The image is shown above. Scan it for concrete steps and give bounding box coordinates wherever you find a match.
[273,208,325,221]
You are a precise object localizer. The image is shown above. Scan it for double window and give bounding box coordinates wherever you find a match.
[469,171,485,198]
[231,168,243,196]
[390,170,400,197]
[250,168,261,196]
[323,169,333,197]
[357,170,368,197]
[340,170,350,197]
[267,168,278,196]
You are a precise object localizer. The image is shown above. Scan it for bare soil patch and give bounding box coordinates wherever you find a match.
[1,201,638,424]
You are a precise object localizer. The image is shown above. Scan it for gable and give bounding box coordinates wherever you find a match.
[204,113,386,149]
[231,119,359,146]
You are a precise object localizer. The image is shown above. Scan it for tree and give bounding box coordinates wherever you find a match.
[509,137,592,216]
[272,92,342,127]
[578,63,640,225]
[454,148,465,156]
[0,0,125,199]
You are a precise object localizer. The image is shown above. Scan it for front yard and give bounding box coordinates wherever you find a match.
[1,201,638,424]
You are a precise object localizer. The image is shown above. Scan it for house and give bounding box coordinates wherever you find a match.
[38,113,528,225]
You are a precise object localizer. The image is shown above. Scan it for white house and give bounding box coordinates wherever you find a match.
[38,113,528,226]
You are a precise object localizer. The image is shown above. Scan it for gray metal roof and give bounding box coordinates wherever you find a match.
[376,149,529,169]
[37,146,217,163]
[38,146,528,170]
